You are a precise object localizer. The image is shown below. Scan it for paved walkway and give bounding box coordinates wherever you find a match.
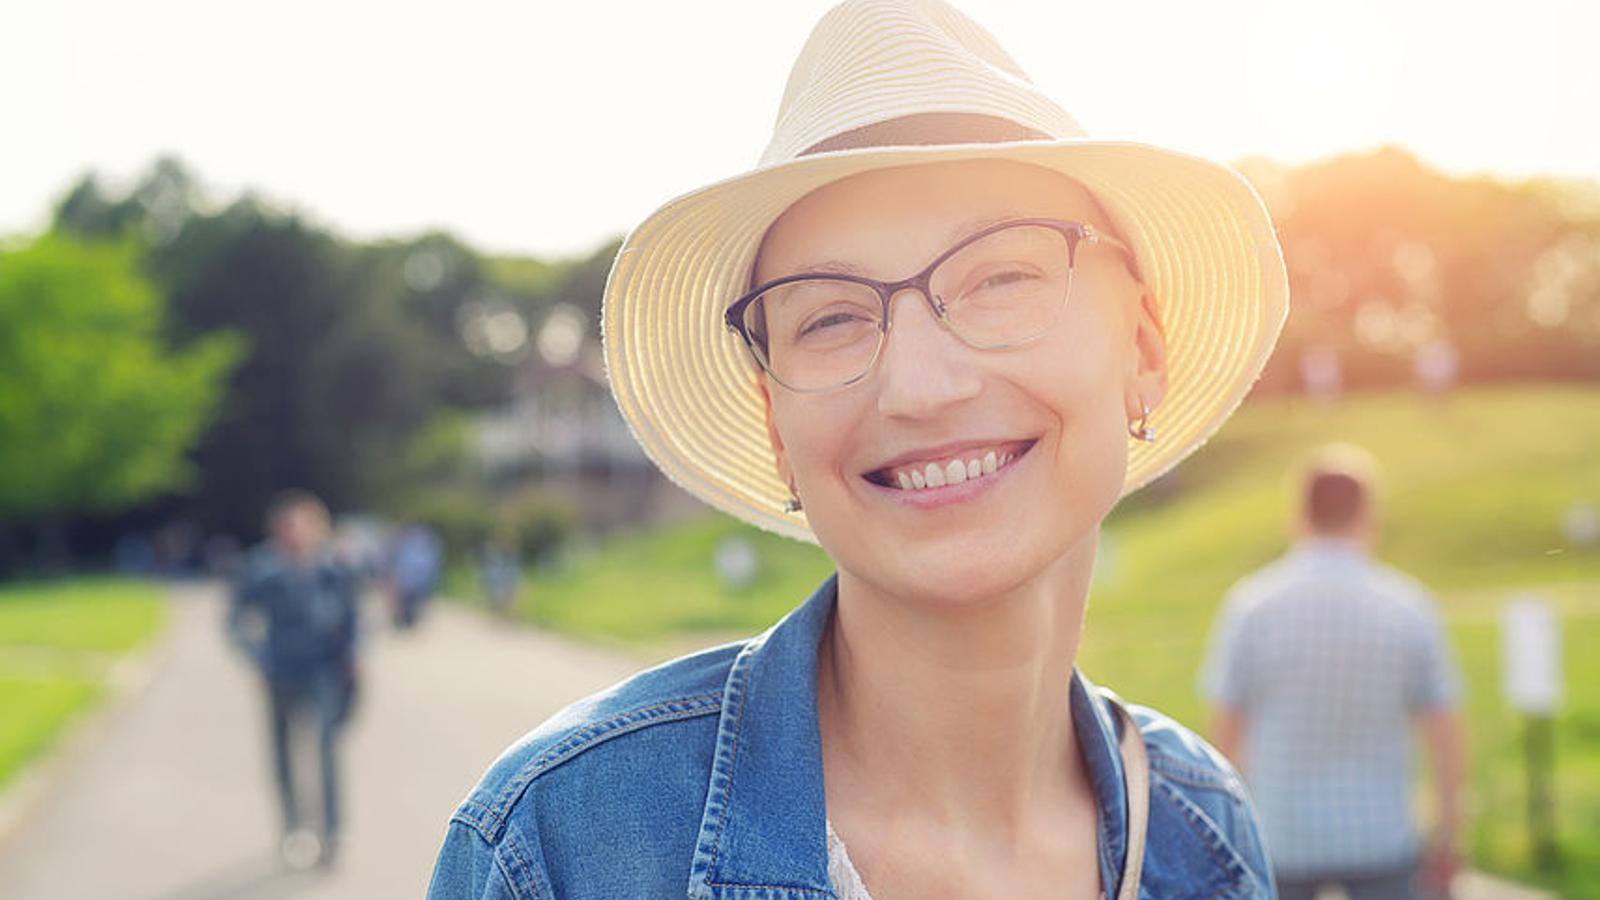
[0,582,1553,900]
[0,582,640,900]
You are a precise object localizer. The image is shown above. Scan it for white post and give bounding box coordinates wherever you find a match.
[1501,594,1562,865]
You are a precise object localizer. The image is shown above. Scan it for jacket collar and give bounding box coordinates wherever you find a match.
[687,575,1142,899]
[1292,535,1370,564]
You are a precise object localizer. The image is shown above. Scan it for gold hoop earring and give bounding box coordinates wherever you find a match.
[1129,400,1156,443]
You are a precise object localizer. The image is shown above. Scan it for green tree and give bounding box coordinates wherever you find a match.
[55,160,516,538]
[1245,147,1600,394]
[0,234,238,527]
[147,203,496,536]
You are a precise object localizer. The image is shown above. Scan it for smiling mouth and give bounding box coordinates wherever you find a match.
[863,439,1037,491]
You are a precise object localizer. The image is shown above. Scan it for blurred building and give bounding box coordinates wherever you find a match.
[472,307,703,534]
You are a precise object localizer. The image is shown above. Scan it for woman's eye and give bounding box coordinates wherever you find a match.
[973,269,1035,292]
[799,311,869,336]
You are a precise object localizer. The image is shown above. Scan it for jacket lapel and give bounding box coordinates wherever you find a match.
[1072,670,1131,898]
[687,576,837,899]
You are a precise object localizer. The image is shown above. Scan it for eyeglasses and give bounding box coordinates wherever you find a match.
[725,218,1137,393]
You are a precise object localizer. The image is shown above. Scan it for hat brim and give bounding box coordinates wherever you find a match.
[602,139,1288,543]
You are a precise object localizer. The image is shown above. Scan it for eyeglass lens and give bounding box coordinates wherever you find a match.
[743,223,1074,391]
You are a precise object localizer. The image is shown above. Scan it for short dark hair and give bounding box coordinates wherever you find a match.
[265,488,326,532]
[1300,445,1378,534]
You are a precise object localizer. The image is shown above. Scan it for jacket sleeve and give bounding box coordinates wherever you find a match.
[1198,583,1255,708]
[330,562,363,662]
[1135,705,1277,898]
[225,560,268,671]
[428,821,524,900]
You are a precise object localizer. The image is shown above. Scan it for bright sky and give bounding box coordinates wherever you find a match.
[6,0,1597,258]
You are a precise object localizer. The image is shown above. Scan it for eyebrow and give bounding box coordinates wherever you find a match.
[785,213,1025,278]
[796,258,870,277]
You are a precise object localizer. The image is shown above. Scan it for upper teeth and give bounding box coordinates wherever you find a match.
[892,450,1014,491]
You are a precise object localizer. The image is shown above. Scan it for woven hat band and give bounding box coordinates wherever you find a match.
[800,112,1051,156]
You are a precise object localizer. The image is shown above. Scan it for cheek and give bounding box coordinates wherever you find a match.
[1080,388,1135,512]
[1027,339,1133,501]
[769,394,850,490]
[1029,318,1125,414]
[1050,382,1129,481]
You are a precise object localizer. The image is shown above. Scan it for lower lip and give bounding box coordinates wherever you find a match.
[864,447,1031,510]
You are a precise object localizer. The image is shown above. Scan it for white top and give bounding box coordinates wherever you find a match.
[825,818,876,900]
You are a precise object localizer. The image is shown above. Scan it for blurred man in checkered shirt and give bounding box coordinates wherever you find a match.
[1201,445,1466,900]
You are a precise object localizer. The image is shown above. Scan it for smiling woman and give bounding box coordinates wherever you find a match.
[428,1,1287,898]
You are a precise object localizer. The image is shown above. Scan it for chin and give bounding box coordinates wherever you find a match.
[909,562,1041,610]
[832,527,1065,611]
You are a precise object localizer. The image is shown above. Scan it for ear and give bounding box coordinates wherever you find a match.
[757,379,794,488]
[1124,287,1169,420]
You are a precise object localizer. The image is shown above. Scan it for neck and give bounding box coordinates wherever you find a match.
[817,532,1098,840]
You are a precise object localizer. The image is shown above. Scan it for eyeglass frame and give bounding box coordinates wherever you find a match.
[723,216,1142,393]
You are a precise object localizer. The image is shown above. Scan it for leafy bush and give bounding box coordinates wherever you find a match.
[397,487,575,565]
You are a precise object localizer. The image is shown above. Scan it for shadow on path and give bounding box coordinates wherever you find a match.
[151,855,322,900]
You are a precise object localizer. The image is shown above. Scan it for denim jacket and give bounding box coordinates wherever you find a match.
[428,576,1273,899]
[228,544,361,681]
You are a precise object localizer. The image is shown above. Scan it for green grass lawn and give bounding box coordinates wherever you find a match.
[0,578,167,791]
[499,383,1600,894]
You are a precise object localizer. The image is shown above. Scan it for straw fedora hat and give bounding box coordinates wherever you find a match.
[601,0,1289,543]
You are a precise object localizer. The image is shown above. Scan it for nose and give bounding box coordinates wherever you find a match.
[874,286,981,419]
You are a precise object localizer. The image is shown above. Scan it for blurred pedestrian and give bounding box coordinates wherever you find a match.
[228,490,362,869]
[388,523,441,629]
[1414,338,1459,402]
[477,534,520,618]
[1201,445,1466,899]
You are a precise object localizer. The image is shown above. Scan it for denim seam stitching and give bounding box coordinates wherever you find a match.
[1144,748,1232,784]
[450,803,497,840]
[708,886,834,896]
[496,831,540,900]
[1156,777,1239,865]
[527,693,724,773]
[480,692,724,834]
[701,718,833,894]
[1146,751,1247,799]
[700,644,831,894]
[703,649,750,887]
[1152,777,1249,899]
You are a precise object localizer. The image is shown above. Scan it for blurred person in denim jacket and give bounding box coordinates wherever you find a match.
[229,489,362,869]
[388,522,442,630]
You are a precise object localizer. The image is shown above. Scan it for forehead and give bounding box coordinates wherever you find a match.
[754,159,1106,281]
[276,502,324,527]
